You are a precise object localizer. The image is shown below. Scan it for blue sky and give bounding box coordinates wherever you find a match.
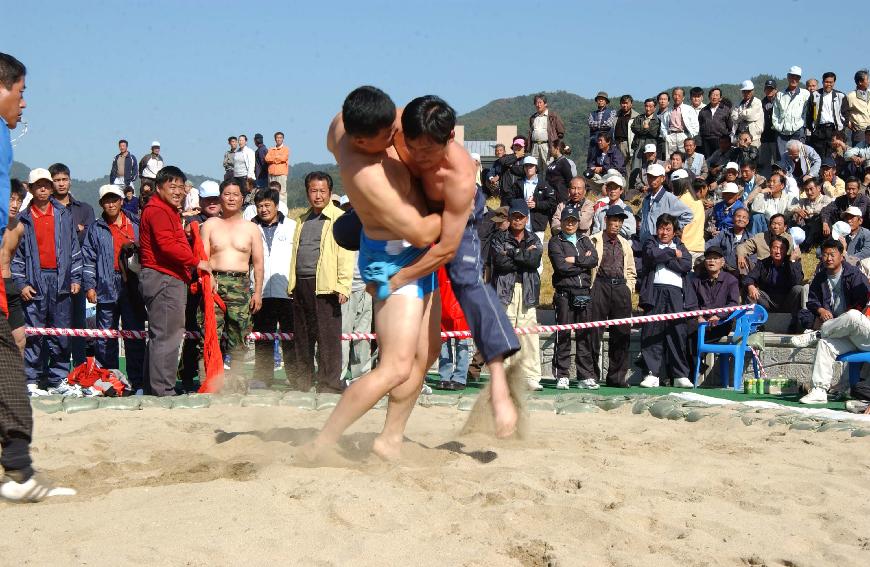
[5,0,868,180]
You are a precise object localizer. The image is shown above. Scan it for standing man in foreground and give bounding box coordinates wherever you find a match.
[393,95,523,437]
[0,52,75,502]
[139,166,212,396]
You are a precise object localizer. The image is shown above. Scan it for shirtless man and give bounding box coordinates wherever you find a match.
[307,86,443,460]
[200,179,263,380]
[0,178,26,353]
[392,95,522,437]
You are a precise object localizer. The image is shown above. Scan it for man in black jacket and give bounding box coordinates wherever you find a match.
[490,199,544,390]
[492,136,528,203]
[547,205,599,390]
[698,88,733,158]
[744,236,804,331]
[503,156,556,244]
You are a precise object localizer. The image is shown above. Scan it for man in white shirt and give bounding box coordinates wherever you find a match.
[663,88,699,158]
[772,65,812,159]
[232,134,256,191]
[808,72,846,159]
[745,172,799,234]
[138,141,164,186]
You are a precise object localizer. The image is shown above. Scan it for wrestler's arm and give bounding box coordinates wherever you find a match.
[388,173,471,290]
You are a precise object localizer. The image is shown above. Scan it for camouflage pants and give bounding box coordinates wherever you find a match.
[198,273,252,361]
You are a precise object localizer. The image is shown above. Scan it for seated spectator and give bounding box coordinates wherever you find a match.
[591,173,636,238]
[690,246,741,376]
[81,185,145,393]
[683,138,708,180]
[638,214,695,388]
[711,182,744,233]
[837,206,870,265]
[628,143,665,200]
[729,131,759,169]
[182,180,199,218]
[551,176,594,235]
[694,178,715,236]
[490,199,543,391]
[790,178,832,251]
[779,139,821,182]
[820,157,845,198]
[664,150,691,186]
[547,205,599,390]
[821,177,870,235]
[586,132,626,191]
[737,161,767,199]
[670,170,705,263]
[769,163,800,200]
[639,163,693,243]
[504,156,556,244]
[435,268,471,391]
[743,236,804,332]
[706,135,733,181]
[736,214,797,274]
[707,207,751,272]
[745,172,799,234]
[793,239,870,404]
[710,161,740,196]
[589,205,636,387]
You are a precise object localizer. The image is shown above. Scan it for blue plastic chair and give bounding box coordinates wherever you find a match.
[693,305,768,391]
[834,351,869,387]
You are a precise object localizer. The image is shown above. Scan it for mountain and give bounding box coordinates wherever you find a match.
[457,74,779,157]
[10,161,343,210]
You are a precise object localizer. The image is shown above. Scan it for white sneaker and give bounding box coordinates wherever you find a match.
[556,377,570,390]
[26,384,49,397]
[0,472,77,503]
[845,400,870,413]
[526,378,543,391]
[790,330,821,348]
[673,377,694,389]
[47,383,81,397]
[800,387,828,404]
[639,374,660,388]
[578,378,600,390]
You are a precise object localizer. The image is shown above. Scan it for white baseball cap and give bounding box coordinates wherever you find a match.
[844,206,864,218]
[832,220,851,240]
[789,226,806,247]
[643,143,657,154]
[604,173,625,188]
[470,152,481,162]
[647,163,666,177]
[338,195,350,207]
[721,182,740,194]
[198,180,220,198]
[788,65,802,77]
[151,140,160,147]
[740,80,754,91]
[99,184,125,200]
[724,161,740,171]
[521,156,538,166]
[28,168,53,185]
[670,169,689,181]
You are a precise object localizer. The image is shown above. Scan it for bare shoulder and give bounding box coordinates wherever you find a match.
[202,217,222,231]
[327,112,344,154]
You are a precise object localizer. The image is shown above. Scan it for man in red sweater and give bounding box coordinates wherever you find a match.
[139,166,211,396]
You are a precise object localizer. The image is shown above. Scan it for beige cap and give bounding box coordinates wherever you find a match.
[99,184,125,200]
[721,182,740,194]
[28,168,53,185]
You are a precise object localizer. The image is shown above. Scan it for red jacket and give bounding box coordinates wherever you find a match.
[438,267,469,332]
[139,194,198,282]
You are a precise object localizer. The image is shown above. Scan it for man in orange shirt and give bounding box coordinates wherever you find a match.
[265,131,290,205]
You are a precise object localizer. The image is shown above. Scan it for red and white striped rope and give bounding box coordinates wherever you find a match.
[24,304,752,342]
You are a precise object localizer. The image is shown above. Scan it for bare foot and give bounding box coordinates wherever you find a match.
[492,397,518,439]
[371,434,403,461]
[295,440,350,467]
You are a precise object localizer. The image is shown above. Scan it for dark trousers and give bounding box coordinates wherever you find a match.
[291,277,344,393]
[0,314,32,475]
[590,279,632,385]
[800,216,824,252]
[252,297,296,386]
[23,270,72,387]
[701,138,720,161]
[141,268,187,397]
[70,290,87,366]
[809,124,839,160]
[447,190,520,363]
[178,289,201,392]
[94,274,146,391]
[755,286,803,329]
[641,284,690,381]
[552,291,594,379]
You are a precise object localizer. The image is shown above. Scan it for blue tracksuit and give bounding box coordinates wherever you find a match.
[81,211,145,390]
[12,199,83,386]
[446,189,520,363]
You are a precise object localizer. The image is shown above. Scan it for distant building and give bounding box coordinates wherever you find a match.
[461,124,518,169]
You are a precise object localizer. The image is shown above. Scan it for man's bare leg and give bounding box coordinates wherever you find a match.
[487,358,521,438]
[307,295,424,452]
[372,292,442,460]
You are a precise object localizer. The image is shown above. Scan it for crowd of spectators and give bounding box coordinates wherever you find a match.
[6,66,870,409]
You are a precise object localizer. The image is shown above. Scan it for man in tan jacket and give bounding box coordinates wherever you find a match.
[588,205,637,387]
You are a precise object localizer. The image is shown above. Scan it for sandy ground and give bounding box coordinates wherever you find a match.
[2,403,869,567]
